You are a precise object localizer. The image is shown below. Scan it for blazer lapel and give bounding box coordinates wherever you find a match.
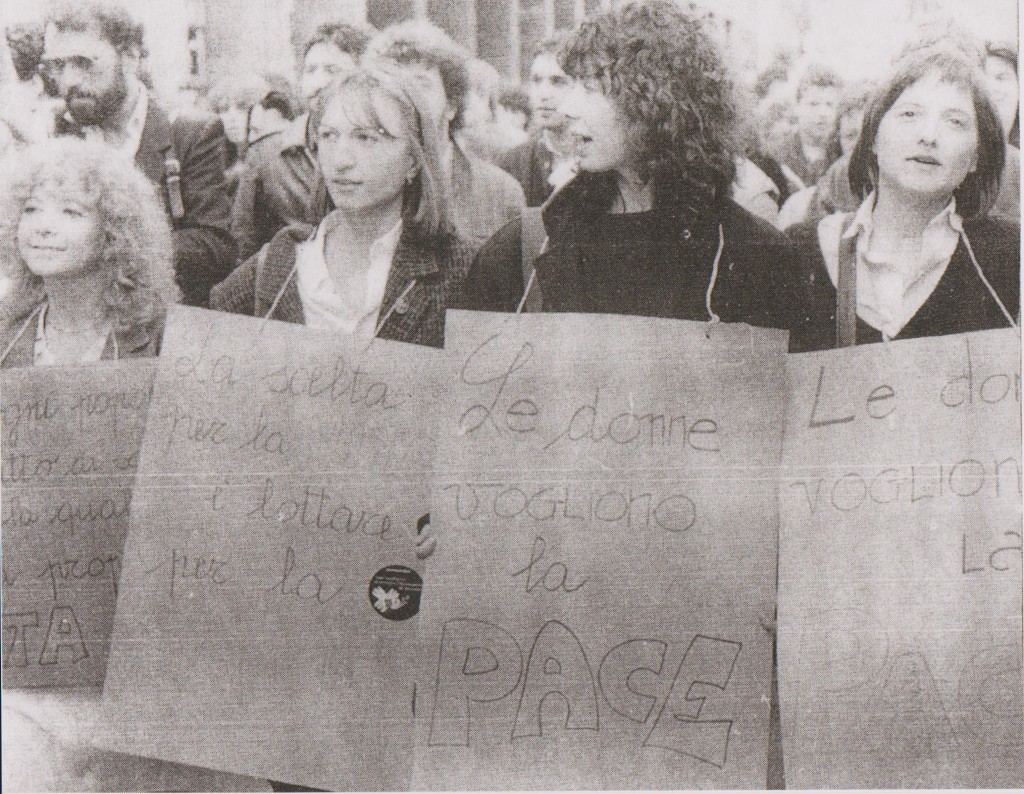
[135,100,173,186]
[255,232,307,323]
[375,231,441,339]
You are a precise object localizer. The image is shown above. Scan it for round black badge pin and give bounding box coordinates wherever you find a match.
[368,565,423,621]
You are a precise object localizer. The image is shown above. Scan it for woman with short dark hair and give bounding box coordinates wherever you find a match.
[789,51,1018,352]
[460,0,797,329]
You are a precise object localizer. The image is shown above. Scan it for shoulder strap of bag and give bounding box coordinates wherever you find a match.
[163,138,186,225]
[835,212,858,348]
[519,206,546,313]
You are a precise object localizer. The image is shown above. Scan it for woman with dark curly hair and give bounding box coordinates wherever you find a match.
[789,51,1018,352]
[461,0,797,327]
[0,138,177,367]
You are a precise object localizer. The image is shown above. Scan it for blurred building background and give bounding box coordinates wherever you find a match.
[1,0,1017,106]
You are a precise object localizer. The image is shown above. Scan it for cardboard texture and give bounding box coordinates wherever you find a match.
[412,311,788,790]
[1,361,155,688]
[2,688,272,792]
[777,329,1023,788]
[97,306,440,791]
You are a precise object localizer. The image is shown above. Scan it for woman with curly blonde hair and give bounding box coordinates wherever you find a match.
[462,0,797,327]
[0,138,177,367]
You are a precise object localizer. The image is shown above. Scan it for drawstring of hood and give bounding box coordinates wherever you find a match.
[705,224,725,333]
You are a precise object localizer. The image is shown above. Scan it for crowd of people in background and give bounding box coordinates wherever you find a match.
[0,1,1018,790]
[0,0,1018,364]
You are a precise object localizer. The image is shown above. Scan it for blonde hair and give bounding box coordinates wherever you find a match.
[0,138,178,331]
[308,60,454,240]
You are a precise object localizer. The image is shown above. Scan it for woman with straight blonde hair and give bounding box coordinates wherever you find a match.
[211,61,474,349]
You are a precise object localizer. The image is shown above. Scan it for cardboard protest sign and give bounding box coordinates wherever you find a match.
[777,329,1023,788]
[1,361,155,688]
[97,306,440,791]
[412,311,788,790]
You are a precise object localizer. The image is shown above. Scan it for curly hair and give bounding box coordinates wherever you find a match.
[302,21,374,62]
[560,0,739,198]
[0,138,178,333]
[796,63,844,103]
[45,0,147,58]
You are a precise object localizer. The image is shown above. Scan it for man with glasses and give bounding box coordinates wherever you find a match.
[44,0,235,307]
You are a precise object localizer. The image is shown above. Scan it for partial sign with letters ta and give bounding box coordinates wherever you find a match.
[1,361,155,687]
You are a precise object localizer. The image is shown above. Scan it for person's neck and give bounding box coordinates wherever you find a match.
[798,131,825,158]
[611,167,655,214]
[326,200,403,261]
[871,184,950,243]
[42,269,112,335]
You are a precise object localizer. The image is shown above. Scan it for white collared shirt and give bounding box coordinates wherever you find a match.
[34,303,111,366]
[80,80,148,159]
[295,212,403,337]
[817,192,963,339]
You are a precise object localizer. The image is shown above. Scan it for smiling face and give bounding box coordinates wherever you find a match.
[316,90,417,216]
[43,24,129,126]
[560,79,635,175]
[17,181,104,279]
[528,53,571,131]
[873,72,979,203]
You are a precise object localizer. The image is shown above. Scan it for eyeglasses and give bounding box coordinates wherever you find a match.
[41,55,99,75]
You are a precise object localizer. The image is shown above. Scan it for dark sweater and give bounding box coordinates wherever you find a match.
[788,215,1020,353]
[461,172,799,330]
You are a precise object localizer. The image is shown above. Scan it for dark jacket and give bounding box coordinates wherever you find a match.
[788,215,1020,353]
[461,171,799,330]
[450,142,525,250]
[0,304,162,368]
[498,136,555,208]
[230,124,318,264]
[56,101,236,308]
[767,130,833,192]
[209,224,475,349]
